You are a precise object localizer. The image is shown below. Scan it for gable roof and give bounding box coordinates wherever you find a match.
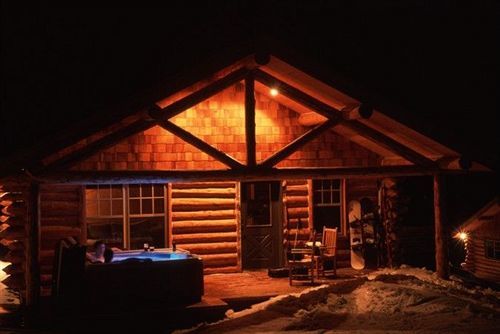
[0,52,491,178]
[460,197,500,232]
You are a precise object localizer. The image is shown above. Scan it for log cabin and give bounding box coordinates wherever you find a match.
[0,53,490,307]
[458,197,500,283]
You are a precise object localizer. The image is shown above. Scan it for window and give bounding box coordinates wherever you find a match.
[85,184,167,250]
[484,240,500,260]
[312,179,343,232]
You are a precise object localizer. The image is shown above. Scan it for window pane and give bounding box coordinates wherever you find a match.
[332,192,340,204]
[86,200,98,217]
[142,185,152,197]
[111,185,123,198]
[154,198,164,213]
[332,179,341,189]
[100,200,111,216]
[312,180,321,190]
[130,199,141,215]
[154,185,164,197]
[142,199,153,214]
[313,206,341,232]
[86,187,98,200]
[99,186,111,199]
[87,218,123,249]
[129,185,140,198]
[112,199,123,215]
[129,216,165,250]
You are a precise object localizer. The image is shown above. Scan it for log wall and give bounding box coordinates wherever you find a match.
[283,180,311,247]
[39,185,83,296]
[464,215,500,283]
[0,178,30,300]
[171,182,239,274]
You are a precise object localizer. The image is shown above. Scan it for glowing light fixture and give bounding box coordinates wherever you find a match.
[270,88,279,97]
[455,231,468,241]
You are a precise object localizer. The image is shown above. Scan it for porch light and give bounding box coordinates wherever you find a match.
[270,88,279,97]
[455,231,468,241]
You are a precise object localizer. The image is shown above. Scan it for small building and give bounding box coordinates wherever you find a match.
[0,53,489,306]
[459,197,500,283]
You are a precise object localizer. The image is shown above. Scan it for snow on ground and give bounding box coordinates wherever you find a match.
[176,266,499,334]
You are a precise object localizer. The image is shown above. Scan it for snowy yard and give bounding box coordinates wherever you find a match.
[178,266,499,334]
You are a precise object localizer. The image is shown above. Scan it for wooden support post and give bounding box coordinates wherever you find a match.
[433,174,449,279]
[245,72,256,167]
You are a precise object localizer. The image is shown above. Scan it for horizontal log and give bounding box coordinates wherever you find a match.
[172,182,236,189]
[41,216,81,227]
[1,273,25,289]
[36,165,450,185]
[284,196,308,208]
[285,228,312,238]
[172,220,236,234]
[0,216,27,227]
[172,203,235,212]
[200,253,238,267]
[2,250,25,264]
[40,201,80,214]
[1,206,26,217]
[41,226,81,238]
[172,210,235,221]
[286,207,309,218]
[0,226,26,239]
[40,274,53,285]
[41,192,80,202]
[284,189,308,196]
[2,263,24,275]
[172,198,236,206]
[284,180,308,186]
[284,219,309,229]
[173,232,237,244]
[203,266,239,274]
[171,188,236,198]
[0,239,24,250]
[40,265,53,275]
[177,242,237,255]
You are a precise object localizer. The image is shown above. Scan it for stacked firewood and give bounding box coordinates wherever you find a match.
[0,182,28,297]
[379,178,403,268]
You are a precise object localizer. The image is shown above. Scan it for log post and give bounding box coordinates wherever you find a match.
[245,71,256,167]
[433,174,449,279]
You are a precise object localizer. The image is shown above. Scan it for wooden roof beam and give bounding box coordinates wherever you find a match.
[41,119,157,172]
[254,69,436,168]
[260,118,341,168]
[149,67,249,121]
[34,165,472,185]
[159,121,244,169]
[344,121,437,168]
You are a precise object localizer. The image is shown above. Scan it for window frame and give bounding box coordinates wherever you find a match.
[484,239,500,261]
[84,184,168,250]
[311,179,345,234]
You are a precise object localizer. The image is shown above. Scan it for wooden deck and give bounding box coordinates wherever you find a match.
[204,268,373,305]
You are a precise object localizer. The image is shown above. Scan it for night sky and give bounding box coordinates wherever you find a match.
[1,2,498,217]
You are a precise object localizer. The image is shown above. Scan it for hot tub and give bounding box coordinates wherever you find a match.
[84,249,204,311]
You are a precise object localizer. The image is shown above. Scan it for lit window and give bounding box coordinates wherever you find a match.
[312,179,342,232]
[85,184,167,250]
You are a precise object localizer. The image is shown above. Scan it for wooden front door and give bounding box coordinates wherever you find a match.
[241,181,283,269]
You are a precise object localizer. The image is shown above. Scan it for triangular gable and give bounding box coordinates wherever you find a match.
[35,53,487,176]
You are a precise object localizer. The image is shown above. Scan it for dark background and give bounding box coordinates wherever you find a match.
[1,1,498,226]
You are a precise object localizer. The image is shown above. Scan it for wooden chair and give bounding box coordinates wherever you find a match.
[314,227,337,278]
[288,228,316,286]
